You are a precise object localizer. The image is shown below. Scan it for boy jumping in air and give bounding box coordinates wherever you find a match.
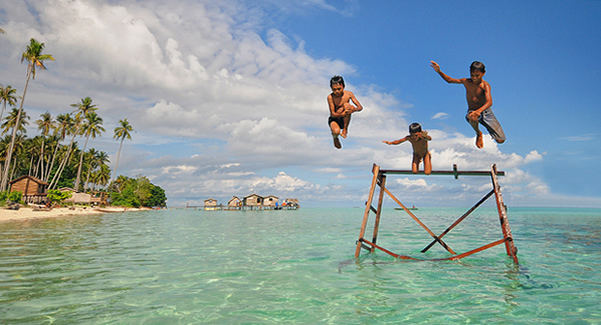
[327,75,363,149]
[383,122,432,175]
[430,61,506,149]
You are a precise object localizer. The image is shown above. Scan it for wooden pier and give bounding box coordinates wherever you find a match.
[169,204,299,211]
[355,164,518,264]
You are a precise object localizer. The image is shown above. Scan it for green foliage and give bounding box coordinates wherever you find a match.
[110,175,167,208]
[46,189,71,205]
[7,191,22,204]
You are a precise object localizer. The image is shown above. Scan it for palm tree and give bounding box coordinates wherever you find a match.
[74,112,104,191]
[35,112,55,181]
[0,84,19,129]
[2,107,30,136]
[71,97,97,120]
[95,164,111,190]
[112,118,133,184]
[1,38,54,191]
[49,113,78,189]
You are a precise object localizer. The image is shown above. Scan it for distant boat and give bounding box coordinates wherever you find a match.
[395,206,418,211]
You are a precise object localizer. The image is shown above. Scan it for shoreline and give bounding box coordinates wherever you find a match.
[0,206,149,222]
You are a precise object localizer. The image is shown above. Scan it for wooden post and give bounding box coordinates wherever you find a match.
[491,164,519,264]
[383,187,456,255]
[421,189,495,253]
[355,164,380,257]
[370,173,387,251]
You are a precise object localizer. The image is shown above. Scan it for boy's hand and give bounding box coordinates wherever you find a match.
[430,61,440,72]
[383,141,390,145]
[343,102,354,115]
[467,111,480,122]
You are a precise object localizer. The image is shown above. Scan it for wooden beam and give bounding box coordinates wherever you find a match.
[379,164,504,178]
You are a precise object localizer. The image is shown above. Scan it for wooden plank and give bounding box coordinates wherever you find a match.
[421,189,495,253]
[383,186,457,255]
[359,238,419,260]
[379,165,504,177]
[490,164,519,264]
[355,164,380,257]
[371,174,387,251]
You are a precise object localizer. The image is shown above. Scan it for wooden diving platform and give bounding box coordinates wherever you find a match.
[355,164,518,264]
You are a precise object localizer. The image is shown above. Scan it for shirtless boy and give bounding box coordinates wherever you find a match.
[327,75,363,149]
[430,61,506,148]
[383,122,432,175]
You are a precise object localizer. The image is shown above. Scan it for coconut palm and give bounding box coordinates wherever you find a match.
[35,112,55,181]
[84,149,109,191]
[2,107,30,136]
[94,164,111,190]
[74,112,104,191]
[0,84,18,129]
[71,97,98,120]
[49,113,79,189]
[112,118,133,184]
[45,114,70,184]
[1,38,54,191]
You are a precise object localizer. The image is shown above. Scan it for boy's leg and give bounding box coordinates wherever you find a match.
[341,114,351,138]
[478,108,506,144]
[466,112,483,148]
[329,118,342,149]
[423,152,432,175]
[411,154,421,173]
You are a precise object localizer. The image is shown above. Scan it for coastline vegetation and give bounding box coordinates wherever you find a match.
[0,37,167,208]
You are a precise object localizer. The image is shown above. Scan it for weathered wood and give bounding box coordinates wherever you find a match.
[379,164,505,178]
[355,164,380,257]
[421,189,495,253]
[354,163,518,264]
[370,174,387,251]
[383,186,456,255]
[491,164,519,264]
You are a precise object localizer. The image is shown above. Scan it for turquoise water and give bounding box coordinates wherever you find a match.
[1,207,600,324]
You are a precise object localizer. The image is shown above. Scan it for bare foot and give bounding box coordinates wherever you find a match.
[333,137,342,149]
[476,131,483,149]
[341,129,348,139]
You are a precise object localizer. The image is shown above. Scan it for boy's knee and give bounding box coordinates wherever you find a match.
[496,139,505,144]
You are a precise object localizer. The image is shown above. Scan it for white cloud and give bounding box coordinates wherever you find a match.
[431,112,449,120]
[0,0,583,207]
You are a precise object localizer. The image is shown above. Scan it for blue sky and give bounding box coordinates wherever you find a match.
[0,0,600,208]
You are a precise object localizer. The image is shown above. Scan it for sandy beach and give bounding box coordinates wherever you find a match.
[0,206,144,222]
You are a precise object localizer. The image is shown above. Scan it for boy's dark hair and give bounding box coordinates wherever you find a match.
[330,75,345,87]
[470,61,486,73]
[409,122,422,134]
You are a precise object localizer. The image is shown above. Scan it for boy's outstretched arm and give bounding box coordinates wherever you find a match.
[430,61,462,84]
[383,137,408,145]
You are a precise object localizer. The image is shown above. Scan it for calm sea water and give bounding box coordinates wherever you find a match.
[1,207,600,324]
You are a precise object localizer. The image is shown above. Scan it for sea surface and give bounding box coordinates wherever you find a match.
[1,206,600,324]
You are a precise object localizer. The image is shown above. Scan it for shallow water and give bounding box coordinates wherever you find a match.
[1,207,600,324]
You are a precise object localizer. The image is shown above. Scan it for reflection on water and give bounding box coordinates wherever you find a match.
[1,208,600,323]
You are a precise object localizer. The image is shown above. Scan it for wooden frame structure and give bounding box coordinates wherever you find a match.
[355,164,518,264]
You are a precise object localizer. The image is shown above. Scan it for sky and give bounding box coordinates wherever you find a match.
[0,0,600,208]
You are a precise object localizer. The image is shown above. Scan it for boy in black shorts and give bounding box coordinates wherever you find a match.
[327,76,363,149]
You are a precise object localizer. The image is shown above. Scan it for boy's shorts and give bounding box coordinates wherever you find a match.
[466,108,506,142]
[328,116,345,130]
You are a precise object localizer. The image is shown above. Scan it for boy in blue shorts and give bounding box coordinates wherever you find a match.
[430,61,506,149]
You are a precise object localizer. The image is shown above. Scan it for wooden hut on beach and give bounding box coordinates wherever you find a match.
[9,175,48,204]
